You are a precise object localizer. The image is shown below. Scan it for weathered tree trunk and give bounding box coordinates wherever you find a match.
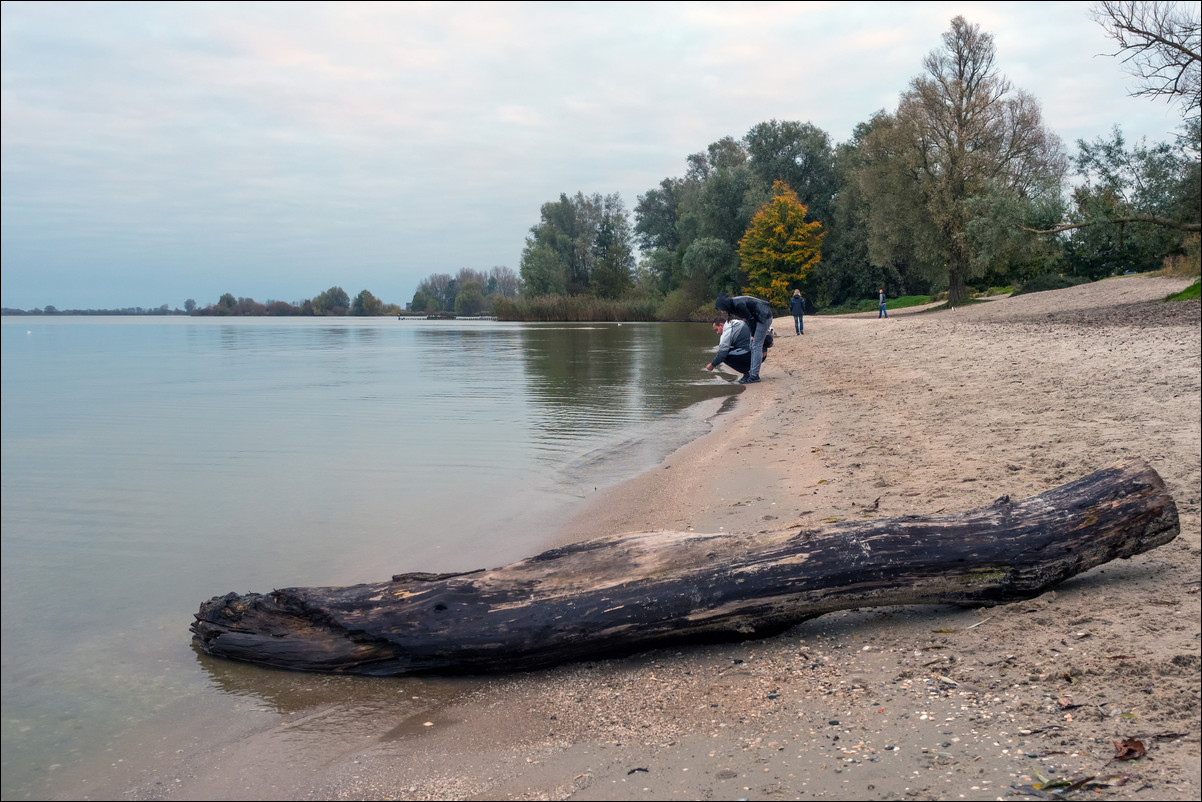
[191,459,1178,676]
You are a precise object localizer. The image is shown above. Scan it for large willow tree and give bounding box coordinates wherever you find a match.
[860,16,1066,304]
[738,181,825,308]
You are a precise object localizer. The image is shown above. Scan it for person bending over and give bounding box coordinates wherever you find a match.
[714,293,773,384]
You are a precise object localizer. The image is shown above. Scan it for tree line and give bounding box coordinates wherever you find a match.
[408,266,520,315]
[188,286,407,317]
[412,6,1199,321]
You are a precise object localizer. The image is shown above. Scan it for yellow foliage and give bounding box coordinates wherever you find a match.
[739,181,824,307]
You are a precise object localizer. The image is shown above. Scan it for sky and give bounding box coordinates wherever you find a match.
[1,1,1192,311]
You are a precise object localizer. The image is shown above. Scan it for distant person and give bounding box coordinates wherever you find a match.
[715,293,773,384]
[704,315,753,380]
[878,289,888,319]
[789,289,806,335]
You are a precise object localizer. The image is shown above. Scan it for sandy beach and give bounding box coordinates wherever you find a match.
[112,275,1199,802]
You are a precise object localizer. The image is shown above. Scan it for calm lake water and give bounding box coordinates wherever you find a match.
[0,316,738,799]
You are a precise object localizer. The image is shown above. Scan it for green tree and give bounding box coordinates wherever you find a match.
[454,280,486,315]
[860,16,1066,304]
[414,274,455,311]
[455,268,489,291]
[634,177,687,253]
[681,237,736,295]
[312,286,350,315]
[519,240,568,296]
[522,192,602,294]
[679,138,765,251]
[519,191,635,297]
[351,289,383,316]
[410,289,435,313]
[1056,126,1198,275]
[738,181,825,308]
[745,120,838,226]
[590,196,637,299]
[815,120,905,307]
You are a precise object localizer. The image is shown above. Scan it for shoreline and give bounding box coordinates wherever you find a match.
[82,275,1201,801]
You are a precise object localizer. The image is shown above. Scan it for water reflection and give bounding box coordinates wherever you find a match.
[398,320,738,491]
[513,323,736,481]
[193,646,471,716]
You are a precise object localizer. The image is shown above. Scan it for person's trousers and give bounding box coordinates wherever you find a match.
[878,304,887,318]
[793,313,803,334]
[724,351,752,376]
[748,318,770,378]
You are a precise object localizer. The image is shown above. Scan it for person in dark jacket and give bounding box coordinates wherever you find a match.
[789,289,806,335]
[714,293,773,384]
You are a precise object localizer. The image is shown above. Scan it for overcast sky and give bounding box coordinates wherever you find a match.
[1,1,1190,311]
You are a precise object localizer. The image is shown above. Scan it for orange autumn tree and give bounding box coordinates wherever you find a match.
[738,180,824,308]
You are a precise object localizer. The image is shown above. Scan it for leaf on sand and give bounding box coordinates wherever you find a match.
[1040,775,1096,791]
[1112,738,1146,761]
[1022,772,1126,798]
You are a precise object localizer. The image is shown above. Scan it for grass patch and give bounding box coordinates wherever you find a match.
[819,294,933,315]
[1166,278,1201,302]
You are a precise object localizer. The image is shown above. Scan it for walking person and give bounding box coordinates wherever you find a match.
[789,289,806,335]
[715,293,773,384]
[878,288,888,319]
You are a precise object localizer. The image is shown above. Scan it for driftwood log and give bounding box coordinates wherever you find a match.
[192,459,1178,676]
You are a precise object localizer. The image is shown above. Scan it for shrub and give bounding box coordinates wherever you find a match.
[656,287,703,321]
[1156,234,1201,278]
[492,295,658,322]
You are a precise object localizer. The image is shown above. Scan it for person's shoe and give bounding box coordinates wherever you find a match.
[738,375,761,384]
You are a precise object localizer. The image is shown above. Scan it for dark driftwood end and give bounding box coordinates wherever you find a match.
[191,459,1178,676]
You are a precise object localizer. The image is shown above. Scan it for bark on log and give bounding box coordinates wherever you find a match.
[191,459,1178,676]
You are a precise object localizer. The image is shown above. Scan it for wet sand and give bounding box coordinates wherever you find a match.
[106,275,1199,801]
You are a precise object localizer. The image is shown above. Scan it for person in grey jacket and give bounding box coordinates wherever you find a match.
[715,293,773,384]
[705,316,753,379]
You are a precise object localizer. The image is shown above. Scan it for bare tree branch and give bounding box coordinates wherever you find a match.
[1092,1,1202,114]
